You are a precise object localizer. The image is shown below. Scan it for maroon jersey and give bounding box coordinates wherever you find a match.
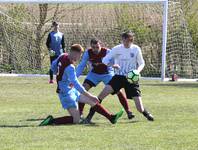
[87,48,108,74]
[56,53,72,93]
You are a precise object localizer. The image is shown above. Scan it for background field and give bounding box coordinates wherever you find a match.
[0,77,198,150]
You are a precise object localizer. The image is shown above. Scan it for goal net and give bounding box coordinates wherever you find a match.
[0,0,197,80]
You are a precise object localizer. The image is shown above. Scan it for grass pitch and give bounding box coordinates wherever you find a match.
[0,77,198,150]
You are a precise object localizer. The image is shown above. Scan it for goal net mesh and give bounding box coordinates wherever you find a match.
[0,1,197,78]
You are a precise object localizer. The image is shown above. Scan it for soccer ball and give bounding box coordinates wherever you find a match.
[127,70,140,83]
[49,50,56,57]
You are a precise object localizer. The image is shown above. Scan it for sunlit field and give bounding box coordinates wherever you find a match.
[0,77,198,150]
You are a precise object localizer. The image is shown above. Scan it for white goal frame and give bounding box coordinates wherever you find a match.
[0,0,169,81]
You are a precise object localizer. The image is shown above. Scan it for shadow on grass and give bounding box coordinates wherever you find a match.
[83,123,100,127]
[118,120,140,124]
[25,118,45,121]
[0,123,99,128]
[143,83,198,88]
[19,118,45,122]
[0,125,35,128]
[22,118,100,126]
[0,120,139,128]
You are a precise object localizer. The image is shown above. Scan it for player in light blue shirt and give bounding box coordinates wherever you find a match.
[39,44,124,126]
[46,21,65,84]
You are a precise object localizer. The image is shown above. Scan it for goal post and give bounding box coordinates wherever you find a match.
[161,0,168,81]
[0,0,197,81]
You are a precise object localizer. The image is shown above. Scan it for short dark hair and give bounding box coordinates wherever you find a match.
[90,38,100,45]
[52,21,59,27]
[121,30,134,39]
[70,44,84,53]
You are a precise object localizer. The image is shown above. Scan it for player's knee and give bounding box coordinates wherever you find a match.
[83,83,91,91]
[85,98,97,107]
[106,84,114,91]
[90,100,98,107]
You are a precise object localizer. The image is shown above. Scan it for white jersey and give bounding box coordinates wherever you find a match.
[102,44,145,76]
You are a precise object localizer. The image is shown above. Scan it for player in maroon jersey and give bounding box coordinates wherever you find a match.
[76,39,134,123]
[39,44,124,126]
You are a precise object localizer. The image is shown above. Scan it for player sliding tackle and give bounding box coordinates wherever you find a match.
[39,44,124,126]
[76,38,134,122]
[86,31,154,122]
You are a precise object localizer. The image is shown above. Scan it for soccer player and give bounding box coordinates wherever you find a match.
[76,39,134,122]
[46,21,65,84]
[87,31,154,122]
[39,44,124,126]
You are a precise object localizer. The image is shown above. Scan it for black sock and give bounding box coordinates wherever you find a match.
[98,97,103,103]
[86,107,96,121]
[49,69,53,80]
[142,109,149,117]
[86,98,103,121]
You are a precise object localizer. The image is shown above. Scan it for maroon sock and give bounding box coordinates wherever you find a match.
[78,102,85,116]
[117,92,131,113]
[52,116,73,125]
[92,103,112,121]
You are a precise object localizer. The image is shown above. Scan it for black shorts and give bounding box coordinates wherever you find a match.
[108,75,141,99]
[50,55,59,64]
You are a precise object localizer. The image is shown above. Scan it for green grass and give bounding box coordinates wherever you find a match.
[0,77,198,150]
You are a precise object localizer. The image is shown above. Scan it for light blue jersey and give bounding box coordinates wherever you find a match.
[51,54,86,109]
[49,31,64,56]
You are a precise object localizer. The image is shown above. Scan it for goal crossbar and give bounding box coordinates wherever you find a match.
[0,0,167,4]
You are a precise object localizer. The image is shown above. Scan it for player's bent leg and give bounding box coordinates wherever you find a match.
[79,94,123,124]
[40,108,80,126]
[67,108,81,124]
[85,84,114,122]
[134,96,144,113]
[78,94,97,107]
[98,85,114,100]
[134,96,154,121]
[78,82,93,116]
[116,90,134,119]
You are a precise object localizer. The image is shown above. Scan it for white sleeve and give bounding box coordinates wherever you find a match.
[136,47,145,73]
[102,48,116,65]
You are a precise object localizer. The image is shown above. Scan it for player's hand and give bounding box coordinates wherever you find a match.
[49,50,56,57]
[89,95,99,103]
[84,92,99,102]
[112,64,120,69]
[133,69,139,74]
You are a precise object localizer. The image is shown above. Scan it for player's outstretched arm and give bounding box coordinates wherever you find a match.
[76,50,89,78]
[66,64,99,103]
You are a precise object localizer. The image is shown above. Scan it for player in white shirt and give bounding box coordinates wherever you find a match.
[98,31,154,121]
